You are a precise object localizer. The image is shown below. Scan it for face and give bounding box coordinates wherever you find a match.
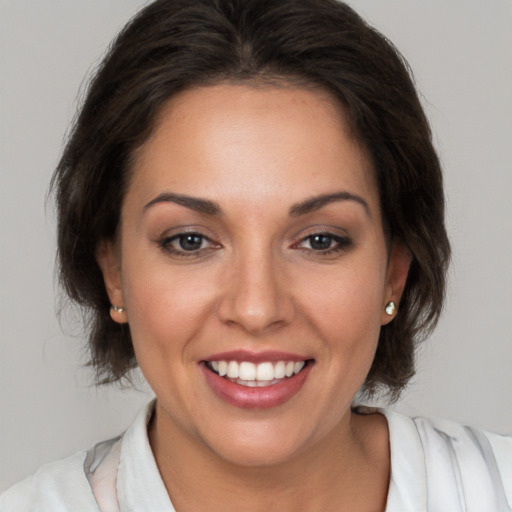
[98,84,409,467]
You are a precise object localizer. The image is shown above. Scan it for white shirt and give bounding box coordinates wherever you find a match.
[1,401,511,511]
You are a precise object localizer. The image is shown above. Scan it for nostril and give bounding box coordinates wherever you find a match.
[216,258,295,332]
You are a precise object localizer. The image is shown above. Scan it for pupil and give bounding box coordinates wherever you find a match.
[310,234,332,250]
[179,235,202,251]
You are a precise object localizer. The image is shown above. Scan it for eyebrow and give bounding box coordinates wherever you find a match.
[144,192,222,215]
[144,190,370,218]
[289,191,371,217]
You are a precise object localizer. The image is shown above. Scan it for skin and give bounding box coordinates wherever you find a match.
[97,84,410,511]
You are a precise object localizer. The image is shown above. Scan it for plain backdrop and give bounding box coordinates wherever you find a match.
[1,0,511,492]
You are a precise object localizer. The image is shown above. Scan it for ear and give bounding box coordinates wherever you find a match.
[96,240,127,324]
[381,241,411,325]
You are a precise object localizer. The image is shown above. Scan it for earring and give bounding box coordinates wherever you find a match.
[385,301,396,316]
[111,305,126,313]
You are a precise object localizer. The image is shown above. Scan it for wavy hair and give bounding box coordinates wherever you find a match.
[52,0,450,400]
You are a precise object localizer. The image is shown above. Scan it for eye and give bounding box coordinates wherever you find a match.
[158,232,218,256]
[175,234,205,251]
[296,233,351,254]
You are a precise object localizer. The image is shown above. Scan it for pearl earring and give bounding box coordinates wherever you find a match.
[385,301,396,316]
[111,305,126,313]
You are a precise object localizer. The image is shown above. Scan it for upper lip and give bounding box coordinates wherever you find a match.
[202,350,311,364]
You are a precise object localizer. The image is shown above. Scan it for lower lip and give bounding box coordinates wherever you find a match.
[201,363,312,409]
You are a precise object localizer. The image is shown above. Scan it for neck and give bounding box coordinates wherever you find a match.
[148,403,390,512]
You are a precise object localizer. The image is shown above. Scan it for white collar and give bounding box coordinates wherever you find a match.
[378,408,427,511]
[113,402,428,511]
[116,401,175,511]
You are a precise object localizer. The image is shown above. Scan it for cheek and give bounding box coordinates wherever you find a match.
[294,256,387,358]
[301,263,386,324]
[128,279,210,330]
[120,249,218,358]
[121,266,217,408]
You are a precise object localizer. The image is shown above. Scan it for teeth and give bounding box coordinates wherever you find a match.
[256,362,274,381]
[227,361,239,378]
[294,361,305,374]
[274,361,286,379]
[239,362,256,380]
[218,360,227,377]
[234,379,280,388]
[208,359,307,382]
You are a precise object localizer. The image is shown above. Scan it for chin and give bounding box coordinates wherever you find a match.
[194,414,324,469]
[209,435,307,468]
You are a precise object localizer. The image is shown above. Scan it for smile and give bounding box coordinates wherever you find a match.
[206,360,307,387]
[201,354,313,409]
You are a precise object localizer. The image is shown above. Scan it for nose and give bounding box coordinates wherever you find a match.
[217,249,294,335]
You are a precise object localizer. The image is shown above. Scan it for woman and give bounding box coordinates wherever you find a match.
[1,0,510,510]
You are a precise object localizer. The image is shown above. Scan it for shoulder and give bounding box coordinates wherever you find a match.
[0,451,100,512]
[382,408,512,511]
[0,402,156,512]
[414,416,512,506]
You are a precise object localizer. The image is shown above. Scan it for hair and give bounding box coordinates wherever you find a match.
[52,0,450,400]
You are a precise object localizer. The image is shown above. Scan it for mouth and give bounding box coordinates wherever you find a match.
[200,350,314,408]
[204,359,311,388]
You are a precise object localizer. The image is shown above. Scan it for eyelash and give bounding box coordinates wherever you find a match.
[158,232,219,257]
[294,233,352,255]
[157,231,352,258]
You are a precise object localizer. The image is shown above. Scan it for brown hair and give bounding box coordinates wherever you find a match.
[52,0,450,400]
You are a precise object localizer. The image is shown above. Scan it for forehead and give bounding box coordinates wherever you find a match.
[127,84,378,214]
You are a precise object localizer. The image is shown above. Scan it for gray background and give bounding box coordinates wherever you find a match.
[1,0,511,492]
